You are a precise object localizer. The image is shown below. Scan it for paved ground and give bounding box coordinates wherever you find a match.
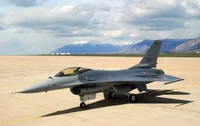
[0,56,200,126]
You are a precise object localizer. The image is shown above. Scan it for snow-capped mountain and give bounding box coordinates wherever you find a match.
[51,41,130,54]
[51,37,200,54]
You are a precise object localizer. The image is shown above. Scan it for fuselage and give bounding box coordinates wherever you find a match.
[19,67,165,93]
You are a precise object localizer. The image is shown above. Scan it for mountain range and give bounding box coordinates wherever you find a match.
[51,37,200,54]
[121,38,192,53]
[173,37,200,52]
[51,41,131,54]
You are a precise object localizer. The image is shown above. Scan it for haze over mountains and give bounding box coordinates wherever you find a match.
[52,37,200,54]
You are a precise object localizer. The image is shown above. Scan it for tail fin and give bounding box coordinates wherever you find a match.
[130,40,162,69]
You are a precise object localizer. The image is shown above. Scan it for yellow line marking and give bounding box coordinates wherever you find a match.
[1,82,200,125]
[172,83,200,91]
[1,116,41,126]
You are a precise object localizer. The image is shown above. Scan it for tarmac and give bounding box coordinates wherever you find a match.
[0,56,200,126]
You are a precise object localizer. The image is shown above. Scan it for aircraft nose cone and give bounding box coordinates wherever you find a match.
[18,79,52,93]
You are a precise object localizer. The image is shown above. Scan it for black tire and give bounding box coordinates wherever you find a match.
[80,102,86,108]
[108,91,115,99]
[129,94,137,102]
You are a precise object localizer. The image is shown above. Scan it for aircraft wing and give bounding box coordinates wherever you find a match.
[77,74,184,85]
[93,74,183,84]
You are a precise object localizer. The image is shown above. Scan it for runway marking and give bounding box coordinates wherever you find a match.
[1,116,41,126]
[172,83,200,91]
[1,82,200,126]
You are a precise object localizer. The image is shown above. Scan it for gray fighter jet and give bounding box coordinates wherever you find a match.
[18,40,183,108]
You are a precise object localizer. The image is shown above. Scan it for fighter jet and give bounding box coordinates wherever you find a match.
[17,40,183,108]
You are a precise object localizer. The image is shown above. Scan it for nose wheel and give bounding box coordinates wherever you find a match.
[80,102,87,108]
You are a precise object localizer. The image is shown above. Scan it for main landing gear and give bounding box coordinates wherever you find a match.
[108,91,115,99]
[128,94,137,102]
[106,91,137,102]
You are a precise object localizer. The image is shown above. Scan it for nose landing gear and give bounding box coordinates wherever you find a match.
[79,94,96,109]
[80,102,87,108]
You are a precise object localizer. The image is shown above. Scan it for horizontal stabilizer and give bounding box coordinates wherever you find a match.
[157,74,184,84]
[164,79,184,85]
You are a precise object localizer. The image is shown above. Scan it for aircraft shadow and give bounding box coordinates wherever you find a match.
[41,89,193,118]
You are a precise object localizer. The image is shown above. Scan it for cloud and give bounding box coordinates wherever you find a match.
[0,26,4,30]
[95,3,111,11]
[119,0,200,30]
[1,0,47,7]
[1,3,113,38]
[0,0,200,54]
[2,5,93,29]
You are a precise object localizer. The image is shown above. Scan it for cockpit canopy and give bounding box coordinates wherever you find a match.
[55,67,91,77]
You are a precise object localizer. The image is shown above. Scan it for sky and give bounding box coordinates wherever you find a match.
[0,0,200,54]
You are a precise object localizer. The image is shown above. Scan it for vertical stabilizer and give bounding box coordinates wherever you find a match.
[130,40,162,69]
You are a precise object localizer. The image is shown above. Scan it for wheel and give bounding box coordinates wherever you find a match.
[80,102,86,108]
[108,91,115,99]
[129,94,137,102]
